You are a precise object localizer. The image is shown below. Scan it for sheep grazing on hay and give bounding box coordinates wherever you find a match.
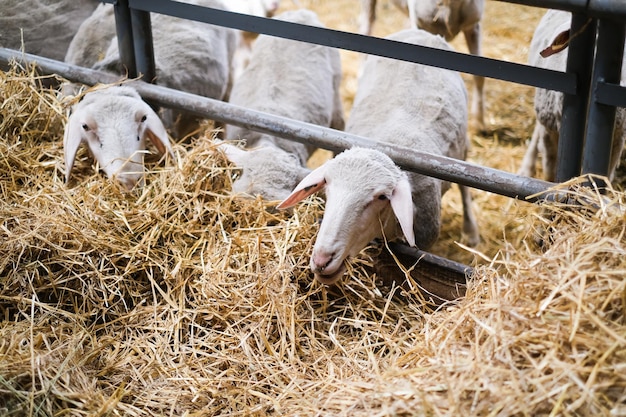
[63,85,175,190]
[278,29,479,285]
[1,2,626,415]
[64,0,239,139]
[222,9,344,201]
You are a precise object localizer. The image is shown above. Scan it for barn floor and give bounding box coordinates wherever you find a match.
[1,1,626,416]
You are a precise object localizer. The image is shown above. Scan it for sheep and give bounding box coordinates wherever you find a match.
[64,3,117,71]
[225,0,282,80]
[64,0,239,139]
[518,9,626,182]
[217,142,311,201]
[278,28,480,285]
[0,0,99,62]
[225,0,281,17]
[358,0,408,37]
[64,85,175,190]
[358,0,485,131]
[223,9,344,199]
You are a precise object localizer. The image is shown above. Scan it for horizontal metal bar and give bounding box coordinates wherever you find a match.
[493,0,588,13]
[494,0,626,19]
[595,81,626,108]
[127,0,577,94]
[588,0,626,19]
[0,48,555,202]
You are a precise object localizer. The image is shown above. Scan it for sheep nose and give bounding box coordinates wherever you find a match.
[311,251,334,273]
[116,175,138,191]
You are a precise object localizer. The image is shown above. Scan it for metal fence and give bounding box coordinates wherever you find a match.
[2,0,626,200]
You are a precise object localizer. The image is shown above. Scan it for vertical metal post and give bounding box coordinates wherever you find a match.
[130,8,157,84]
[113,0,137,78]
[556,14,596,182]
[581,17,626,178]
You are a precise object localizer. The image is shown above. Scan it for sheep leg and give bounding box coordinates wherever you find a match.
[518,122,543,178]
[539,128,559,182]
[463,22,485,132]
[358,0,377,36]
[459,184,480,247]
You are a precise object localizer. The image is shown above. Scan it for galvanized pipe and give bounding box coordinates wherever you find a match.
[0,48,555,202]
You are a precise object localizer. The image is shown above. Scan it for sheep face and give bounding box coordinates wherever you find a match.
[279,148,415,285]
[64,87,173,190]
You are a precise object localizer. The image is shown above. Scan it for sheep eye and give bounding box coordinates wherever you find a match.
[82,123,90,131]
[140,115,147,123]
[377,194,388,201]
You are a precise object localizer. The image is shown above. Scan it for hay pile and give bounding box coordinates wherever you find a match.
[2,50,626,416]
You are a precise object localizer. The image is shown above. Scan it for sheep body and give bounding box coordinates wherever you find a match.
[64,85,175,190]
[225,0,281,17]
[518,9,626,182]
[279,29,479,284]
[0,0,99,61]
[358,0,485,130]
[65,0,239,138]
[64,4,117,70]
[223,9,344,199]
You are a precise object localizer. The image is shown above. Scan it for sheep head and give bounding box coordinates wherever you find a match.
[278,147,415,285]
[219,141,310,201]
[64,86,174,190]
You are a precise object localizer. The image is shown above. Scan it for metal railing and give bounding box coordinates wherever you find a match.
[103,0,626,184]
[2,0,626,199]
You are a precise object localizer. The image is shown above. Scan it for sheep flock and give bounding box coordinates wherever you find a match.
[1,1,626,416]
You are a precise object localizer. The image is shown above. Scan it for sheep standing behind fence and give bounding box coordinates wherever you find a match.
[64,0,239,139]
[358,0,485,131]
[221,9,345,201]
[224,0,282,80]
[518,9,626,182]
[278,28,479,285]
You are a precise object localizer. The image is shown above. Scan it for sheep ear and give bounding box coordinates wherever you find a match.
[63,111,85,183]
[144,108,175,160]
[218,142,247,165]
[390,174,415,247]
[277,164,327,209]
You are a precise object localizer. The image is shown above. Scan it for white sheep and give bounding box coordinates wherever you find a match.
[64,4,117,71]
[223,9,344,199]
[225,0,282,80]
[518,9,626,182]
[0,0,99,62]
[358,0,485,131]
[225,0,281,17]
[217,142,311,201]
[64,85,175,190]
[278,28,479,285]
[65,0,239,138]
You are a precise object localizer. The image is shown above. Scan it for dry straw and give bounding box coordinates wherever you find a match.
[1,54,626,417]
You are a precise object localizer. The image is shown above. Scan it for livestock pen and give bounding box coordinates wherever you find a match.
[1,0,626,415]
